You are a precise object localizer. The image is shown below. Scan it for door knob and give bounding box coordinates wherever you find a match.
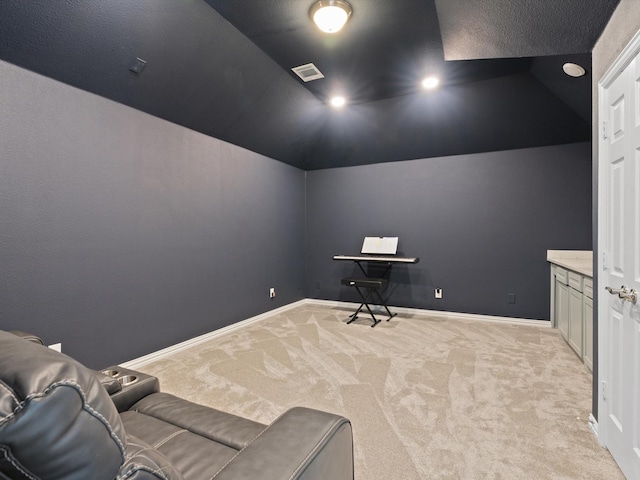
[605,285,627,297]
[623,289,637,304]
[605,285,637,304]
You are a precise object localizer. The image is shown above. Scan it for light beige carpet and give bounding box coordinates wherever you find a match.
[138,303,624,479]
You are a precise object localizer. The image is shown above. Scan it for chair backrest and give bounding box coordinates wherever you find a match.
[0,330,126,479]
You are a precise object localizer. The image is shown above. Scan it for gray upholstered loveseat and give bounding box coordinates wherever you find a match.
[0,330,354,479]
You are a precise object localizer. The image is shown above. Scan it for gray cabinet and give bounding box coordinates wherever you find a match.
[568,283,583,356]
[550,264,592,371]
[583,278,593,372]
[556,279,569,340]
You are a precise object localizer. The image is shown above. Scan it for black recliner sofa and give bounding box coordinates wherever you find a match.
[0,330,354,479]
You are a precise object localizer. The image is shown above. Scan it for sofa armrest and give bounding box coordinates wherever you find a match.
[99,366,160,412]
[212,407,353,480]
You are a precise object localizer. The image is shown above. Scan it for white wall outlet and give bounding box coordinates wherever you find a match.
[435,288,443,299]
[269,287,276,298]
[49,343,62,352]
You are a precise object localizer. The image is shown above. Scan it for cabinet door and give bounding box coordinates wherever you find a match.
[568,287,583,357]
[556,281,569,340]
[583,295,593,372]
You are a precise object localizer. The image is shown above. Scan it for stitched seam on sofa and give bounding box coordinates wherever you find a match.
[208,424,271,479]
[153,429,187,449]
[0,380,126,464]
[0,445,38,480]
[287,418,346,480]
[0,380,19,414]
[132,399,262,449]
[131,410,251,451]
[116,464,170,480]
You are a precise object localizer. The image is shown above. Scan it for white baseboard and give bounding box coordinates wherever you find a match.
[120,300,307,369]
[121,298,551,368]
[304,298,552,327]
[588,414,601,444]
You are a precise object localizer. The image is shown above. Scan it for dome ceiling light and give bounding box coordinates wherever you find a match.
[562,62,586,78]
[310,0,353,34]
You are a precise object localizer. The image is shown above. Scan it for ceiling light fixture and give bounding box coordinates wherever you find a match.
[310,0,352,34]
[421,76,439,90]
[562,63,586,78]
[330,96,347,108]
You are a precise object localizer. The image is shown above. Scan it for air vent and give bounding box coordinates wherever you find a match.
[291,63,325,82]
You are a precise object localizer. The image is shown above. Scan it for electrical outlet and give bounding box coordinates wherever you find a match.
[49,343,62,352]
[508,293,516,304]
[269,287,276,298]
[435,288,443,299]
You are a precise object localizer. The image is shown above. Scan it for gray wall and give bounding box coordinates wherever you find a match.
[0,61,305,368]
[0,56,595,369]
[591,0,640,422]
[306,142,592,320]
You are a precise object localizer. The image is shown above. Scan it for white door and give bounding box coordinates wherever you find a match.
[598,33,640,480]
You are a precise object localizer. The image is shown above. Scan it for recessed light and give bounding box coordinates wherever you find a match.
[562,63,586,78]
[330,96,347,108]
[310,1,353,34]
[421,76,439,89]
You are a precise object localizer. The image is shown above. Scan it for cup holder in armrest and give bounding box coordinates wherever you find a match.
[100,369,137,387]
[99,366,160,411]
[117,375,138,387]
[97,369,122,395]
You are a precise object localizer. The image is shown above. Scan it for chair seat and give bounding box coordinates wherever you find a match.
[341,277,387,288]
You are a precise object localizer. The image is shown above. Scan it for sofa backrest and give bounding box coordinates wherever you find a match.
[0,330,127,479]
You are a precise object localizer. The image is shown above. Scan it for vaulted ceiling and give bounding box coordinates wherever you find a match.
[0,1,619,170]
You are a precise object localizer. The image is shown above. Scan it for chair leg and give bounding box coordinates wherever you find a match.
[371,289,397,321]
[346,286,394,327]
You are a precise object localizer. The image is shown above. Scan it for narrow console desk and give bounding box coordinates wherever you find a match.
[333,254,419,327]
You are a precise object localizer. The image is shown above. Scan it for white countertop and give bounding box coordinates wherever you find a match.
[547,250,593,278]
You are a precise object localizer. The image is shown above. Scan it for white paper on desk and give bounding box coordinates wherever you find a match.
[361,237,398,255]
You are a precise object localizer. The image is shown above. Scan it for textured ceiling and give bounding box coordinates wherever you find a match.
[205,0,533,104]
[436,0,618,60]
[0,1,620,170]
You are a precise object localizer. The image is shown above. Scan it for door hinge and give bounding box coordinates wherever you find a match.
[602,250,608,271]
[602,380,607,401]
[602,120,608,140]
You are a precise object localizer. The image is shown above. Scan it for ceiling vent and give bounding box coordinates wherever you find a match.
[291,63,325,82]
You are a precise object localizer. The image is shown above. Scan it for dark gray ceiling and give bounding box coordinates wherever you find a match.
[0,1,619,170]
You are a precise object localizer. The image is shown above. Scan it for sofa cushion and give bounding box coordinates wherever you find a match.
[122,392,267,480]
[0,330,126,479]
[129,393,266,450]
[119,434,184,480]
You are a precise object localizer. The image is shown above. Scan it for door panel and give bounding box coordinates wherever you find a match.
[556,281,569,340]
[608,306,624,433]
[636,150,640,281]
[600,52,640,479]
[634,320,640,462]
[568,286,583,356]
[611,157,625,277]
[584,296,594,371]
